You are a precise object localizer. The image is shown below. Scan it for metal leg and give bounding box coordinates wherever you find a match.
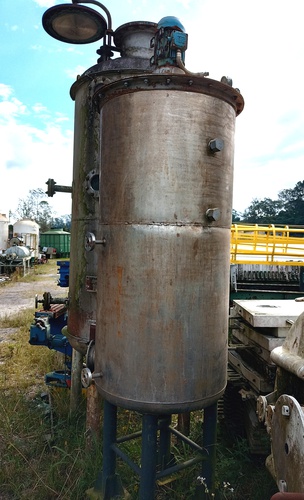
[103,400,117,481]
[101,400,124,498]
[139,414,158,500]
[86,400,124,499]
[88,403,218,499]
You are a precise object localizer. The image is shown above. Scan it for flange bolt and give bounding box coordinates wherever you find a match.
[209,138,224,153]
[206,208,221,222]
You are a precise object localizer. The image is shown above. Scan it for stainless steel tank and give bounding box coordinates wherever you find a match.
[93,74,244,413]
[67,22,157,354]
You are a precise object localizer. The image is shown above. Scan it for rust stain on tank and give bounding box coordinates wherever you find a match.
[193,238,199,258]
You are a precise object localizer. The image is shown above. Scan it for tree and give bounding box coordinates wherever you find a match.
[13,188,53,232]
[242,197,283,224]
[232,209,242,222]
[52,215,71,231]
[277,181,304,225]
[239,180,304,226]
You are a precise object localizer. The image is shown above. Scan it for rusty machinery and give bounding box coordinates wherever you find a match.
[257,309,304,496]
[42,1,244,498]
[227,296,304,498]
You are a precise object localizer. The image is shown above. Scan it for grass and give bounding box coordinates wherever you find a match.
[0,263,278,499]
[0,308,95,499]
[2,261,50,284]
[1,257,67,285]
[0,310,57,390]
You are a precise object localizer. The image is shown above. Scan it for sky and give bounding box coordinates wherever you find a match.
[1,0,304,221]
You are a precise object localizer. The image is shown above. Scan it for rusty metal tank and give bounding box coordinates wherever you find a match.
[66,68,100,354]
[67,22,157,354]
[93,72,244,413]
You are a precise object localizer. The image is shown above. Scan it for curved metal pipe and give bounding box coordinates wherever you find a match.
[72,0,112,30]
[176,49,209,77]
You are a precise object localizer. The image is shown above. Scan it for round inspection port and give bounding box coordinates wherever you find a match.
[85,170,100,196]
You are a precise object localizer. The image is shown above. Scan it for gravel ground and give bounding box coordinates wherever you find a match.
[0,267,69,342]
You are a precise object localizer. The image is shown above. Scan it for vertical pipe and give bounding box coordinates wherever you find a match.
[90,401,123,499]
[69,348,83,414]
[139,414,158,500]
[202,402,218,492]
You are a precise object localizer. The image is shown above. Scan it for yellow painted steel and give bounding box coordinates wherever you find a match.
[231,224,304,266]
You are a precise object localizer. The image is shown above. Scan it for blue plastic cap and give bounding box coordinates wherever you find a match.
[157,16,185,32]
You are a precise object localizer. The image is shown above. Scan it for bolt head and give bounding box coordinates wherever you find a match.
[206,208,221,222]
[209,138,224,153]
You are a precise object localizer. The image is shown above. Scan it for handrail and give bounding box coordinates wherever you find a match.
[230,224,304,266]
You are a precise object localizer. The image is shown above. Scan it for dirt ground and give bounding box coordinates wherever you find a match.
[0,266,69,342]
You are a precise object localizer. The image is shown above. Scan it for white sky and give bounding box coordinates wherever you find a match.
[1,0,304,219]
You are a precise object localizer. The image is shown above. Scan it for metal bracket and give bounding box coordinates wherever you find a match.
[45,178,72,197]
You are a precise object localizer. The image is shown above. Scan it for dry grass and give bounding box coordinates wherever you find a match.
[0,310,57,391]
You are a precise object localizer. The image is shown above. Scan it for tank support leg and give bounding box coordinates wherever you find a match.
[139,414,158,500]
[89,404,218,499]
[102,400,124,498]
[86,401,124,499]
[196,402,218,496]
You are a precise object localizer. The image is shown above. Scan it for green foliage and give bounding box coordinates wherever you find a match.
[277,180,304,224]
[51,215,71,232]
[242,197,283,224]
[214,434,277,500]
[0,389,98,500]
[231,209,242,223]
[238,180,304,225]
